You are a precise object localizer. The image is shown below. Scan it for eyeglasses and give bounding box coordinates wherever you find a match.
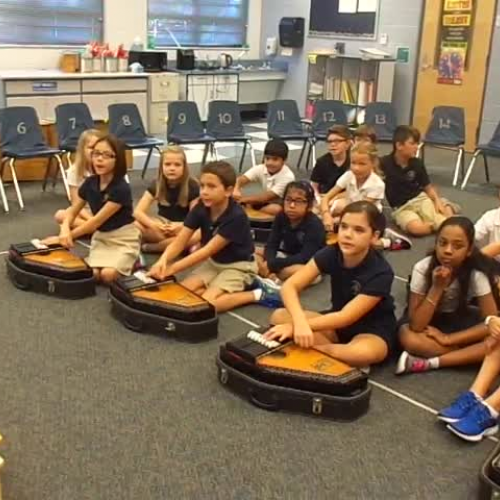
[284,197,308,206]
[91,150,116,160]
[327,139,347,145]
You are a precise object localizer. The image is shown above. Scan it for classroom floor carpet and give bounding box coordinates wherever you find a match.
[1,125,500,499]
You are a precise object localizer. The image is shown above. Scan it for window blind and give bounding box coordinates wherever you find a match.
[0,0,103,45]
[148,0,249,48]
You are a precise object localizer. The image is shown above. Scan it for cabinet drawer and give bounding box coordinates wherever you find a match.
[5,79,80,96]
[82,78,147,93]
[150,74,179,102]
[7,95,81,122]
[149,102,169,135]
[214,74,238,86]
[188,75,213,86]
[82,92,147,125]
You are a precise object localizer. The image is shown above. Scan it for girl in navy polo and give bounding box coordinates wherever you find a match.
[265,200,397,368]
[43,133,140,284]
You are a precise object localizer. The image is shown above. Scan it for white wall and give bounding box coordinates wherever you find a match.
[0,0,262,71]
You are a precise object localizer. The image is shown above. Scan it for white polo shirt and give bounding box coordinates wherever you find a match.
[335,170,385,211]
[243,163,295,198]
[475,207,500,261]
[66,165,89,188]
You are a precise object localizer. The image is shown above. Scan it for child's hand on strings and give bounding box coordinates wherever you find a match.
[41,236,60,246]
[263,323,293,342]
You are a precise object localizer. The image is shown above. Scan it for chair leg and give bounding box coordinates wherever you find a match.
[460,150,480,190]
[201,144,209,166]
[66,152,73,169]
[312,140,317,165]
[213,144,219,161]
[0,161,9,213]
[249,141,257,167]
[483,152,490,183]
[297,140,307,170]
[304,141,313,171]
[452,148,463,187]
[9,159,24,210]
[55,155,70,201]
[42,157,53,192]
[141,149,154,179]
[239,141,248,173]
[417,143,424,159]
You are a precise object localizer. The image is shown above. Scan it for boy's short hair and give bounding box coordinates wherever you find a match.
[393,125,421,149]
[354,124,377,144]
[264,139,289,161]
[201,161,236,188]
[326,125,352,141]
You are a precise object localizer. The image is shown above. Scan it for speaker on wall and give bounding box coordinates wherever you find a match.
[279,17,305,48]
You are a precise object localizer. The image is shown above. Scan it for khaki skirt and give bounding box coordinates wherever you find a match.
[86,223,141,276]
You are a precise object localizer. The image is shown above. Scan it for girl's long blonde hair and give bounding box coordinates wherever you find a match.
[156,146,194,207]
[74,129,100,181]
[350,141,383,178]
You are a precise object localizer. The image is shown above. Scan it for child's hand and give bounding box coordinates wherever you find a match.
[41,236,61,246]
[258,260,270,278]
[488,316,500,339]
[263,323,293,342]
[59,230,74,249]
[435,200,447,215]
[425,326,450,346]
[166,222,182,236]
[155,221,170,235]
[432,266,453,289]
[148,258,169,280]
[233,189,242,202]
[485,335,499,354]
[294,321,314,348]
[322,212,335,232]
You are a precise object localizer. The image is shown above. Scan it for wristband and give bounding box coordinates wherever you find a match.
[485,316,495,326]
[425,296,437,307]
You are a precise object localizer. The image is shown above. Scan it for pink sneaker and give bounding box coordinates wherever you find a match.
[395,351,431,375]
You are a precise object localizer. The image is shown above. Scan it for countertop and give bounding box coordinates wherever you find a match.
[0,70,148,80]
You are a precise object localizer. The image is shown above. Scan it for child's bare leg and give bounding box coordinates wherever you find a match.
[202,287,256,313]
[93,268,101,281]
[316,334,388,366]
[277,265,305,281]
[100,268,120,285]
[405,219,434,237]
[260,203,282,216]
[471,346,500,397]
[399,324,452,357]
[437,342,487,368]
[180,275,206,293]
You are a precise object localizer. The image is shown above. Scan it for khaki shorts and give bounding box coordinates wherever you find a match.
[192,258,258,293]
[392,192,459,231]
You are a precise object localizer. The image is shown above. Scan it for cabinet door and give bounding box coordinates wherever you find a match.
[7,95,81,122]
[187,76,213,121]
[149,102,169,135]
[82,92,147,125]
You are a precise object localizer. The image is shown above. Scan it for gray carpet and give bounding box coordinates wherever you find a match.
[0,136,500,499]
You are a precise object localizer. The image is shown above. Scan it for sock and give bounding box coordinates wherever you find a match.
[380,237,391,249]
[427,357,440,369]
[484,401,499,419]
[253,289,263,301]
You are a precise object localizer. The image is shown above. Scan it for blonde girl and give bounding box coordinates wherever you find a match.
[54,128,100,227]
[134,146,200,253]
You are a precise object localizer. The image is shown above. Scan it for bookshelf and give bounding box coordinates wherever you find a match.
[306,53,395,124]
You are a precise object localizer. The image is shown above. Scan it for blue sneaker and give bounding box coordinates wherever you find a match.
[446,401,499,442]
[437,391,482,423]
[254,276,281,294]
[257,287,283,309]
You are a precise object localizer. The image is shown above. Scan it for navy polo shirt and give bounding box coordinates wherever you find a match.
[78,175,134,232]
[184,198,255,264]
[147,178,199,221]
[310,153,350,194]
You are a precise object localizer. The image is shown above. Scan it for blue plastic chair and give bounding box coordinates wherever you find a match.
[108,103,163,179]
[364,102,397,142]
[167,101,216,166]
[267,100,310,169]
[461,121,500,189]
[418,106,466,186]
[0,106,64,211]
[206,100,256,172]
[305,100,348,168]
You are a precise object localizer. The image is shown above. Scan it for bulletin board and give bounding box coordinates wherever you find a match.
[309,0,379,39]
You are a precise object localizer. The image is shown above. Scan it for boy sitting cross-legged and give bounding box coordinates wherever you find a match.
[149,161,282,312]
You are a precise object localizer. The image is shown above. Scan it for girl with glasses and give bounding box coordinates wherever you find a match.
[255,181,325,285]
[43,134,140,284]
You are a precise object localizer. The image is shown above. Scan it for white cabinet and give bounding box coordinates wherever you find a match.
[184,73,239,121]
[7,94,81,122]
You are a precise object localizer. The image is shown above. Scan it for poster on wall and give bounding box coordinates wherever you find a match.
[437,0,474,85]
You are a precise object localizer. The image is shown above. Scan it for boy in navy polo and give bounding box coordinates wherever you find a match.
[380,125,460,236]
[149,161,281,311]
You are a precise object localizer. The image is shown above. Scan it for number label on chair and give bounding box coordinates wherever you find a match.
[439,118,451,130]
[218,113,232,125]
[178,113,187,125]
[17,122,27,134]
[375,114,387,125]
[322,111,335,122]
[122,115,132,127]
[276,110,285,121]
[69,117,77,130]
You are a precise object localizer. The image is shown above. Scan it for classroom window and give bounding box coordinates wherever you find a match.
[0,0,103,45]
[148,0,249,48]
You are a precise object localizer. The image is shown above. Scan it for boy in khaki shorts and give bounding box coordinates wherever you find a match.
[380,125,460,236]
[149,161,282,312]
